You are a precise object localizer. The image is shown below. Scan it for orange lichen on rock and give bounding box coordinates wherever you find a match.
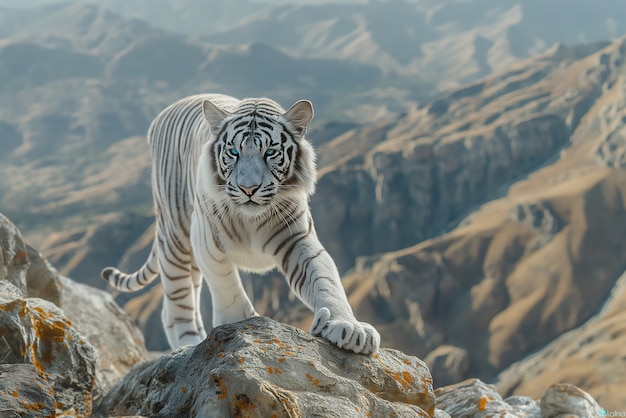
[213,376,228,400]
[13,250,29,264]
[305,373,319,386]
[0,299,28,318]
[390,371,415,390]
[477,396,487,411]
[265,366,282,375]
[234,393,257,413]
[22,401,48,413]
[33,317,68,366]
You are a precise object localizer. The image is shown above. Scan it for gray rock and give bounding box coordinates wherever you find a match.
[505,395,542,416]
[95,316,436,418]
[0,363,56,417]
[0,288,96,416]
[0,213,29,295]
[434,408,453,418]
[0,212,150,402]
[59,275,150,398]
[436,378,540,418]
[540,383,603,418]
[25,243,62,306]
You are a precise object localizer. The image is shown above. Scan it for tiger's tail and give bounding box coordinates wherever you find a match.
[101,244,159,292]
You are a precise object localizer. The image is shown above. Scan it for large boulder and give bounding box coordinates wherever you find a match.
[95,316,437,417]
[0,281,97,416]
[0,212,150,416]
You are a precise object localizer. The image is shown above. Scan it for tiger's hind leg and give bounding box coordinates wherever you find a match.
[157,230,206,349]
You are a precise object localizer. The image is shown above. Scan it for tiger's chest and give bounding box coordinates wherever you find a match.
[207,215,279,273]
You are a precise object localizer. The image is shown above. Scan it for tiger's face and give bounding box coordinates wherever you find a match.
[204,98,316,215]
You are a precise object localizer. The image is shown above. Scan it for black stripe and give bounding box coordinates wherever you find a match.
[262,209,305,251]
[295,249,325,295]
[158,234,189,269]
[166,287,192,300]
[281,231,311,272]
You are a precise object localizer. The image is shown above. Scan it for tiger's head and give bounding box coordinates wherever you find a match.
[203,97,316,215]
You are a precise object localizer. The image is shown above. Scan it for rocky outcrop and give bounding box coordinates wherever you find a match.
[96,316,436,418]
[337,38,626,412]
[0,213,150,416]
[344,166,626,405]
[435,379,604,418]
[0,280,96,416]
[311,40,616,272]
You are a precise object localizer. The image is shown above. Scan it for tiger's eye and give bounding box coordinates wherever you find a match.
[229,148,239,156]
[265,149,276,157]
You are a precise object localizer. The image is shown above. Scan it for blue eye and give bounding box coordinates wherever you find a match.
[265,149,276,157]
[229,148,239,156]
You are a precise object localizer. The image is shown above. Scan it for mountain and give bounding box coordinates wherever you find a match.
[204,0,626,91]
[1,1,626,410]
[0,1,399,246]
[338,37,626,410]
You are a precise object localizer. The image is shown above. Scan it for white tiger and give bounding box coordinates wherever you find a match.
[102,94,380,355]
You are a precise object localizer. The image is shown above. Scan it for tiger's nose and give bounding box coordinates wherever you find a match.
[239,185,260,196]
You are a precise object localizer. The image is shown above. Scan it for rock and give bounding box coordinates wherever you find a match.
[435,379,604,417]
[312,111,571,273]
[25,243,62,306]
[424,344,471,387]
[95,316,436,418]
[0,363,56,417]
[435,378,541,417]
[59,275,150,399]
[0,285,96,416]
[0,212,29,295]
[0,212,151,416]
[540,383,603,418]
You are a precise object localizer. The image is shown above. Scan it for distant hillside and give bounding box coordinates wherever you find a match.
[204,0,626,90]
[0,2,404,244]
[339,37,626,410]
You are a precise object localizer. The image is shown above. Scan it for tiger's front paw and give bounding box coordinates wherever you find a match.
[310,307,380,355]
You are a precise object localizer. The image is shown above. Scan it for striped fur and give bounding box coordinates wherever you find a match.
[101,94,380,354]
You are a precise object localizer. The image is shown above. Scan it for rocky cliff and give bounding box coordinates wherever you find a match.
[0,213,607,417]
[339,38,626,410]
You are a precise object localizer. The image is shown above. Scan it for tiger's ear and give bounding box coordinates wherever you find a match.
[283,99,314,136]
[203,100,231,131]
